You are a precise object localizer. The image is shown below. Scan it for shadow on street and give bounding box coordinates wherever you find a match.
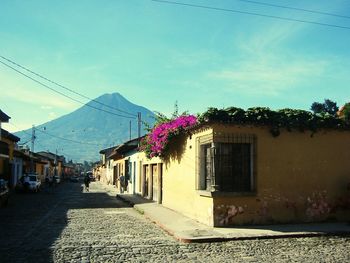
[0,181,127,263]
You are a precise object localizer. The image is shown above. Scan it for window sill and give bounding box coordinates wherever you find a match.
[197,190,256,198]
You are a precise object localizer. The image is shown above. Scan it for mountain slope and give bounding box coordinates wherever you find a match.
[16,93,154,162]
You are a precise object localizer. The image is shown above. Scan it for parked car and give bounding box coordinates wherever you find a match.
[27,174,41,192]
[0,179,9,207]
[53,175,61,184]
[16,174,41,192]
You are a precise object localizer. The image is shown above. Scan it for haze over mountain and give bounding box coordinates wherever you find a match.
[15,93,155,162]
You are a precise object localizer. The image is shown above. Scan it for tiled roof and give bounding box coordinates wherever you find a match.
[1,129,20,142]
[0,110,10,122]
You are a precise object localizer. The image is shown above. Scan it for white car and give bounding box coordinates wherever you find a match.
[24,174,41,192]
[53,176,61,184]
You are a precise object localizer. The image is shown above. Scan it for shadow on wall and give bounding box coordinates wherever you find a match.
[162,134,188,166]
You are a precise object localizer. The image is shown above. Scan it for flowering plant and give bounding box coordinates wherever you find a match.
[140,115,198,159]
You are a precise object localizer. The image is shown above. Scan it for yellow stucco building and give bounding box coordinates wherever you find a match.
[157,123,350,226]
[0,110,20,187]
[0,130,20,183]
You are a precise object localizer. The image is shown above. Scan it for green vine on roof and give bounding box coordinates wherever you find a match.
[198,106,349,137]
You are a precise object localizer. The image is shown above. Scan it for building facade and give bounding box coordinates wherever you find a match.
[157,123,350,226]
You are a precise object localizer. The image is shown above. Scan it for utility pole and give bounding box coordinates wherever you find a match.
[129,120,131,140]
[55,148,58,177]
[31,125,36,153]
[30,125,36,173]
[137,112,141,145]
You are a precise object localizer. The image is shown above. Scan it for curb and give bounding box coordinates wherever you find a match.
[116,194,134,207]
[114,194,350,243]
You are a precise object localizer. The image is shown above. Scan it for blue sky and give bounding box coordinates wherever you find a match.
[1,0,350,132]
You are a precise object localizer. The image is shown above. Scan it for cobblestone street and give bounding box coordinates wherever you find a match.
[0,181,349,263]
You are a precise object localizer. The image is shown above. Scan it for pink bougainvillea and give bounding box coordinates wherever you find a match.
[140,115,198,158]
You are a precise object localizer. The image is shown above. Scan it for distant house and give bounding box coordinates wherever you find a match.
[93,162,102,181]
[98,137,164,201]
[32,152,54,181]
[108,138,141,195]
[36,151,66,179]
[99,146,118,185]
[0,129,20,188]
[0,110,21,188]
[12,149,27,186]
[63,162,75,178]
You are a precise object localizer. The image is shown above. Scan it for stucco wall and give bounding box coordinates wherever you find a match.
[211,124,350,226]
[127,151,139,195]
[0,137,15,179]
[106,159,114,185]
[161,127,215,226]
[158,124,350,226]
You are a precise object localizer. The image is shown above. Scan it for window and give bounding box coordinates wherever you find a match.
[198,133,256,193]
[203,144,214,191]
[216,143,252,192]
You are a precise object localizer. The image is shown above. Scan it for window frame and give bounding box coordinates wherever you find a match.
[196,133,257,195]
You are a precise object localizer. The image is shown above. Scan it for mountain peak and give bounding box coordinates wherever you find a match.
[94,92,123,102]
[99,92,122,99]
[15,93,155,162]
[92,92,133,105]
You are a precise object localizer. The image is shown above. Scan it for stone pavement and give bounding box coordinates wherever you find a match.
[2,180,350,262]
[110,189,350,243]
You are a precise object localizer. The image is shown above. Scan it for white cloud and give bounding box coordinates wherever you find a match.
[209,55,328,95]
[0,81,78,110]
[206,8,338,97]
[41,105,53,110]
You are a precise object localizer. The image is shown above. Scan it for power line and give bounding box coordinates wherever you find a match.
[9,121,103,146]
[8,122,101,159]
[34,142,74,162]
[0,60,136,119]
[152,0,350,30]
[0,55,137,117]
[35,127,107,147]
[237,0,350,20]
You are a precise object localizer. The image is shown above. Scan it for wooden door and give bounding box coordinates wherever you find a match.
[152,164,158,202]
[144,165,149,197]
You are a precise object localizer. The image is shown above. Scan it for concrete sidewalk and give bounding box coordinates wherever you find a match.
[116,193,350,243]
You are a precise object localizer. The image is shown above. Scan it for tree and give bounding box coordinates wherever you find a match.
[310,102,325,114]
[310,99,338,116]
[324,99,338,116]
